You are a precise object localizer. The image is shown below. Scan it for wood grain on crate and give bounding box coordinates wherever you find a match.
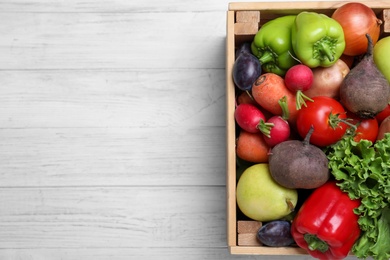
[237,221,262,246]
[225,8,237,251]
[234,10,260,41]
[382,9,390,34]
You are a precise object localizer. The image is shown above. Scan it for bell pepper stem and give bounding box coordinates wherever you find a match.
[258,50,275,64]
[304,234,329,253]
[313,36,336,62]
[320,41,334,62]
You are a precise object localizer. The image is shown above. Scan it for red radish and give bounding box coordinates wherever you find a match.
[234,103,266,133]
[284,64,314,110]
[259,96,291,147]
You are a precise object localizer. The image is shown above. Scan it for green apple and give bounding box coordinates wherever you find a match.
[374,36,390,84]
[236,163,298,221]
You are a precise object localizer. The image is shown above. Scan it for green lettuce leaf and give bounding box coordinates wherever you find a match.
[325,134,390,260]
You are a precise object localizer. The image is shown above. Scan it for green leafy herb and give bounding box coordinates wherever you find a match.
[325,133,390,260]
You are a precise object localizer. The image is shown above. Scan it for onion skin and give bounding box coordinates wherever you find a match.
[340,54,355,68]
[332,3,382,56]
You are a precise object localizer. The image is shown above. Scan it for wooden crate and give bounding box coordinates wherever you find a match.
[225,1,390,255]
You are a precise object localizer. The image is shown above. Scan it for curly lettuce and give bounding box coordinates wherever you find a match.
[325,133,390,260]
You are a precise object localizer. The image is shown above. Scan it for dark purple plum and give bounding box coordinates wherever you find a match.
[233,52,262,91]
[235,42,252,59]
[256,220,294,247]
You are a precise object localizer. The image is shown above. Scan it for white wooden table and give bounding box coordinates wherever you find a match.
[0,1,359,259]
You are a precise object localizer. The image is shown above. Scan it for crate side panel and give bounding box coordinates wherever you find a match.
[226,9,238,248]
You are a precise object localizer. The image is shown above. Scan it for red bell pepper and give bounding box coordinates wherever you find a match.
[291,181,361,260]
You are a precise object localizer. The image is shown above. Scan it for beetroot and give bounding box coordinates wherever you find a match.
[268,126,329,189]
[340,34,390,118]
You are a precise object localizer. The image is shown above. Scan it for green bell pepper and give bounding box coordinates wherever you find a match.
[291,12,345,68]
[251,15,298,76]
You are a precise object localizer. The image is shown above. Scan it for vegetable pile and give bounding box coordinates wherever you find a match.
[232,3,390,260]
[325,135,390,260]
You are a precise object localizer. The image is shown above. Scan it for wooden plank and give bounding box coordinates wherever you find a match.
[0,69,225,128]
[0,127,225,187]
[0,248,259,260]
[234,22,258,35]
[237,221,262,246]
[237,233,262,246]
[0,187,227,248]
[0,69,227,187]
[0,0,250,12]
[235,11,260,23]
[0,12,227,70]
[225,10,237,250]
[229,1,390,13]
[383,9,390,33]
[237,220,262,234]
[230,245,308,255]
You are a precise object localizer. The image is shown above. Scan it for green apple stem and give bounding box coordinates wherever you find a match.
[286,199,295,212]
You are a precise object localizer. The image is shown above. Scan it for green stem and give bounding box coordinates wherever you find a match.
[328,111,352,130]
[286,198,295,212]
[258,50,275,64]
[246,90,254,101]
[319,41,334,62]
[258,119,274,138]
[303,125,314,145]
[365,33,373,56]
[278,96,290,120]
[313,36,336,62]
[296,90,314,110]
[304,234,329,253]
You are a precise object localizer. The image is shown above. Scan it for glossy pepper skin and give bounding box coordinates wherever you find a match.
[291,181,361,260]
[251,15,298,76]
[291,12,345,68]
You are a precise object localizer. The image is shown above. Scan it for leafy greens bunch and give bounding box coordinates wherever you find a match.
[325,133,390,260]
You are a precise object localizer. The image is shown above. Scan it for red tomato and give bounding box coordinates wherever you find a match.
[296,96,348,147]
[347,112,378,143]
[375,104,390,125]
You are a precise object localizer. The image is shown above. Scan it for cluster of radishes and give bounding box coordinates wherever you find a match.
[234,64,314,148]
